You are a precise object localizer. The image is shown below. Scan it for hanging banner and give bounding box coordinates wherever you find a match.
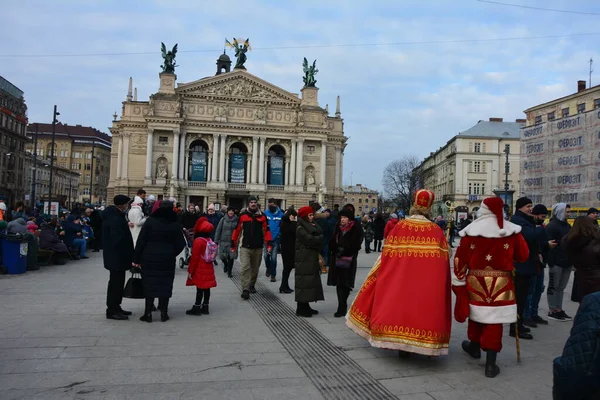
[230,154,246,183]
[190,151,206,182]
[269,156,284,185]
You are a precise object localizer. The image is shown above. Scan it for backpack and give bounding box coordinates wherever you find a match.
[200,238,218,263]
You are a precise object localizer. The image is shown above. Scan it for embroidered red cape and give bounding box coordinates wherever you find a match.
[346,216,452,356]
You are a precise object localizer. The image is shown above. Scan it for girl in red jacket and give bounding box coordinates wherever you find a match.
[186,217,217,315]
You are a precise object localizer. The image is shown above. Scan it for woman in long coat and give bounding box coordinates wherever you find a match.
[279,207,297,294]
[295,206,325,317]
[328,207,363,318]
[214,207,238,278]
[563,216,600,300]
[134,200,186,323]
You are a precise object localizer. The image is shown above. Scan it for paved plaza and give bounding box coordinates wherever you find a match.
[0,245,575,400]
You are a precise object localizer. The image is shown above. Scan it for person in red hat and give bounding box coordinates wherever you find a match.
[346,189,452,357]
[453,196,529,378]
[185,217,217,316]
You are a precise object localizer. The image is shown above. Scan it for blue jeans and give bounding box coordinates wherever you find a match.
[524,269,545,319]
[72,238,87,257]
[263,238,279,277]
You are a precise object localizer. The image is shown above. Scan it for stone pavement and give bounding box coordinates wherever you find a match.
[0,245,576,400]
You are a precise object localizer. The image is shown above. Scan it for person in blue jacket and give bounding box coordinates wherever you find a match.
[62,214,88,259]
[264,198,284,282]
[553,290,600,399]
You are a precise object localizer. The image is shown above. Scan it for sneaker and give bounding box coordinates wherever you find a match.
[523,318,538,328]
[558,310,572,321]
[532,315,549,325]
[547,311,566,321]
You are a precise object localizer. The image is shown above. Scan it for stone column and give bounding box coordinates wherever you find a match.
[207,156,213,182]
[246,158,251,183]
[251,137,258,184]
[295,139,304,186]
[211,134,219,181]
[225,155,230,182]
[320,140,327,187]
[258,137,266,184]
[144,129,153,182]
[335,147,341,188]
[171,130,180,181]
[116,135,123,179]
[219,134,227,182]
[340,148,344,187]
[178,130,186,182]
[285,158,290,186]
[122,132,130,178]
[289,139,296,186]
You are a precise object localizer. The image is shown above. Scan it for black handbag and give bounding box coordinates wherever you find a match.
[123,267,144,299]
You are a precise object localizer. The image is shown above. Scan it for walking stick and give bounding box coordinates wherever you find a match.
[512,270,521,363]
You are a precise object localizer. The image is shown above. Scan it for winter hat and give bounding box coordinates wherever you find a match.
[298,206,313,220]
[133,196,144,206]
[26,221,35,226]
[391,213,398,219]
[515,197,532,211]
[531,204,548,215]
[151,200,162,214]
[114,194,130,206]
[310,202,321,213]
[147,195,156,202]
[342,203,355,215]
[338,208,355,219]
[248,195,258,203]
[208,203,215,210]
[587,207,599,215]
[481,197,506,235]
[193,217,214,235]
[0,203,6,211]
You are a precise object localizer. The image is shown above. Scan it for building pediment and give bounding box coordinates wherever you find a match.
[177,70,300,104]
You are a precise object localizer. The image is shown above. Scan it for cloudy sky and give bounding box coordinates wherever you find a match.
[3,0,599,192]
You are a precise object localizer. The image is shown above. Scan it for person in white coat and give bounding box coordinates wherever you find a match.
[128,196,147,248]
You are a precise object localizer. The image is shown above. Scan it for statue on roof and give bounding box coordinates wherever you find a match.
[225,38,251,69]
[302,58,318,87]
[160,42,178,74]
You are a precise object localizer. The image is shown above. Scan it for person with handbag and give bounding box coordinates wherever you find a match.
[133,200,187,323]
[294,206,325,317]
[327,205,362,318]
[102,195,135,321]
[185,217,217,316]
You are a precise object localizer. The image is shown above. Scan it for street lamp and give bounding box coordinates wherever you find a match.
[503,144,510,192]
[89,140,95,204]
[30,123,39,212]
[47,105,60,213]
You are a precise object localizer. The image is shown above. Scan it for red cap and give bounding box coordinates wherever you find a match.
[298,206,313,220]
[482,196,505,234]
[193,217,214,234]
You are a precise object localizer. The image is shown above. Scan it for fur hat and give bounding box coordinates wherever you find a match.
[298,206,313,220]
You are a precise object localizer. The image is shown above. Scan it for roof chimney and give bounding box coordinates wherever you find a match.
[516,118,526,123]
[489,117,503,122]
[577,80,586,92]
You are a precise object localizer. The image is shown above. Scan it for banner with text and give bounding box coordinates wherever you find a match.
[230,154,246,183]
[269,156,284,185]
[190,151,206,182]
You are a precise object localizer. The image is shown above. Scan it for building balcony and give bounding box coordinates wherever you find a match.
[267,185,284,192]
[228,183,247,191]
[188,181,207,189]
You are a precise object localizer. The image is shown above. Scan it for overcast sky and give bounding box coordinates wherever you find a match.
[3,0,599,192]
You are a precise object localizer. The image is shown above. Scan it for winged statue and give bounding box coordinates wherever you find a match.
[302,58,318,87]
[225,38,251,69]
[160,42,178,74]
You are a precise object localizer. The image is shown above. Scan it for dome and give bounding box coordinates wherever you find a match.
[218,53,231,61]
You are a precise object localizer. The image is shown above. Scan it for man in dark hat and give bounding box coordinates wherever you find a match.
[587,207,599,229]
[102,195,135,320]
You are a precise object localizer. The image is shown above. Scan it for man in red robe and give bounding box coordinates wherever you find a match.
[346,189,452,356]
[453,196,529,378]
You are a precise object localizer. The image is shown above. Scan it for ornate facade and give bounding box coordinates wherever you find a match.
[108,63,347,210]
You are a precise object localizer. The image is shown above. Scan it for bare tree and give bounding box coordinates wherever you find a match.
[382,155,425,212]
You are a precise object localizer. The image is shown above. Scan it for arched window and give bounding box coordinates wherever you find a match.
[228,142,248,183]
[267,145,285,185]
[188,140,208,182]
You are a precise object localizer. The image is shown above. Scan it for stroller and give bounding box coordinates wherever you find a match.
[177,228,193,269]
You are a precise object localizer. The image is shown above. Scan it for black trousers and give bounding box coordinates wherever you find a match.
[106,270,125,315]
[374,240,383,252]
[280,252,294,290]
[145,297,169,314]
[195,288,211,305]
[514,274,531,324]
[92,228,102,251]
[336,286,351,312]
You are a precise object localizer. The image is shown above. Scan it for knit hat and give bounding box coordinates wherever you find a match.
[338,208,354,219]
[298,206,313,220]
[133,196,144,206]
[193,217,214,234]
[114,195,130,206]
[532,204,548,215]
[248,195,258,203]
[147,195,156,202]
[391,213,398,219]
[208,203,215,210]
[587,207,599,215]
[481,197,506,235]
[0,203,6,211]
[515,197,532,210]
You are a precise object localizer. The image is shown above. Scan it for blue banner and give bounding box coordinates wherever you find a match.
[269,156,283,185]
[230,154,246,183]
[191,151,206,181]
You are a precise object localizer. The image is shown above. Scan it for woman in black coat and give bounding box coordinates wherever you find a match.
[563,216,600,301]
[279,208,297,294]
[372,213,386,252]
[328,207,363,318]
[133,201,186,323]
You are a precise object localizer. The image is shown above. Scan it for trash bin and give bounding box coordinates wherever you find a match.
[25,234,39,271]
[1,234,28,275]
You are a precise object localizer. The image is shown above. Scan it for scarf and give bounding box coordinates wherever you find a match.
[339,220,355,235]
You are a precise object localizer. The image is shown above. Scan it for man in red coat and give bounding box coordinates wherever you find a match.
[453,197,529,378]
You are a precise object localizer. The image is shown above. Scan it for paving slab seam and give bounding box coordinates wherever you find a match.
[231,273,397,400]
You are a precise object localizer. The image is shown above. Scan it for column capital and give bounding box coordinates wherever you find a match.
[297,138,305,144]
[321,139,328,144]
[252,136,259,143]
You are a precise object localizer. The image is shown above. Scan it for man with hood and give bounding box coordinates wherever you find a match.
[128,196,147,248]
[102,195,135,320]
[545,203,573,321]
[263,198,284,282]
[231,195,273,299]
[7,216,28,235]
[453,197,529,378]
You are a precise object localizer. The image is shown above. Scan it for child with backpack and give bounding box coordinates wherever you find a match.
[186,217,218,315]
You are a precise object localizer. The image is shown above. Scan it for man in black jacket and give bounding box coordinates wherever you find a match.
[102,195,135,320]
[510,197,544,339]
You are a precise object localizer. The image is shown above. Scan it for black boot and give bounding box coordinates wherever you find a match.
[509,323,533,340]
[296,302,312,318]
[139,313,152,323]
[461,340,481,359]
[308,304,319,315]
[185,305,202,315]
[201,304,209,315]
[159,298,170,322]
[334,286,349,318]
[141,298,153,322]
[279,268,294,293]
[485,351,500,378]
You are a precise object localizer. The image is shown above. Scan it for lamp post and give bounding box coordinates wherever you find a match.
[89,140,95,204]
[504,144,510,192]
[30,123,38,212]
[47,105,59,213]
